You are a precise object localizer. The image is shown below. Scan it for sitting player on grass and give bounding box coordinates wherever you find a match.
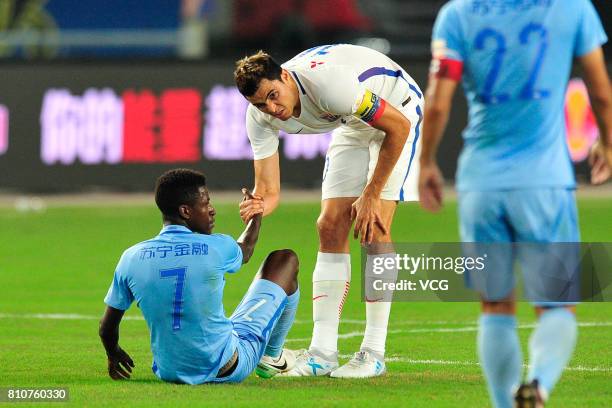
[98,168,299,384]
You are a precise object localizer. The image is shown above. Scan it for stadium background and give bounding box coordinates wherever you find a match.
[0,0,610,192]
[0,1,611,407]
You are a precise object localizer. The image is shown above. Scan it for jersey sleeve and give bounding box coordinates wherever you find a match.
[104,254,135,310]
[432,2,465,62]
[246,104,280,160]
[314,66,367,116]
[212,234,243,273]
[574,0,608,57]
[430,2,465,80]
[311,65,388,125]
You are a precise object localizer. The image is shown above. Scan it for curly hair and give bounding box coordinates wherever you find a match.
[234,50,283,97]
[155,168,207,218]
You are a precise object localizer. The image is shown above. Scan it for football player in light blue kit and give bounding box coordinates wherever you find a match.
[419,0,612,407]
[99,169,300,384]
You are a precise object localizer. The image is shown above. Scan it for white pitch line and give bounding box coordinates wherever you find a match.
[3,313,612,331]
[293,319,474,326]
[0,314,583,328]
[0,314,490,327]
[0,313,145,321]
[334,357,611,373]
[285,321,612,343]
[0,314,472,326]
[1,313,610,372]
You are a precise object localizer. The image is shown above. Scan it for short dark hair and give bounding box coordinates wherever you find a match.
[234,50,282,97]
[155,169,207,218]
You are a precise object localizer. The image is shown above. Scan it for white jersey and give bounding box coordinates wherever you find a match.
[246,44,423,160]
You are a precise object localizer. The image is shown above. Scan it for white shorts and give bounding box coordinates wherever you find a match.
[321,96,422,202]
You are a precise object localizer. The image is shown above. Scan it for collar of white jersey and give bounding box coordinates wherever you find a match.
[290,71,307,96]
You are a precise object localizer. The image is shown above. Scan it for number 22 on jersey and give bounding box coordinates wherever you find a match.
[474,23,550,104]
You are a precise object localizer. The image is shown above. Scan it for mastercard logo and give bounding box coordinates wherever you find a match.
[565,78,598,162]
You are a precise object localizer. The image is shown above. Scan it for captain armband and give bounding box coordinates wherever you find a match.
[353,89,387,124]
[430,57,463,81]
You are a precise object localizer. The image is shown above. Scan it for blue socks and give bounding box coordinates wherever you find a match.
[264,288,300,358]
[478,314,522,408]
[478,309,578,407]
[527,308,577,397]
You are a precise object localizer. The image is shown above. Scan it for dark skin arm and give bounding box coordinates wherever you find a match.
[237,188,263,264]
[99,306,135,380]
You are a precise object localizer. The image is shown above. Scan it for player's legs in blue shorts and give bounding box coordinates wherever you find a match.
[459,188,580,407]
[213,249,300,383]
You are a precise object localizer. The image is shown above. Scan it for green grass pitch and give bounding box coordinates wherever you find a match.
[0,197,610,407]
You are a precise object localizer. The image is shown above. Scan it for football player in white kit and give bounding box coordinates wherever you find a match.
[235,44,423,378]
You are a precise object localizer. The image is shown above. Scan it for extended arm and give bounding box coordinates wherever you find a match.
[419,76,460,212]
[239,152,281,223]
[580,47,612,184]
[237,189,263,263]
[253,152,281,215]
[99,306,134,380]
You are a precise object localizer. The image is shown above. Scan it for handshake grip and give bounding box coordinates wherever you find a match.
[242,187,255,200]
[239,188,264,223]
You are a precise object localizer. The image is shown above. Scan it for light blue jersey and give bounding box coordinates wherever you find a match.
[432,0,607,191]
[104,225,242,384]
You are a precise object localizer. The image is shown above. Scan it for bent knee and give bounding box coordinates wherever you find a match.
[269,248,298,261]
[317,215,350,244]
[268,249,299,272]
[316,216,335,236]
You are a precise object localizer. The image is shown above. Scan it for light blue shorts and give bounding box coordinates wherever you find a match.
[212,278,287,383]
[459,188,581,304]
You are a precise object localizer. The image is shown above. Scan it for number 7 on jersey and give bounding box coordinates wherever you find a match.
[160,267,187,331]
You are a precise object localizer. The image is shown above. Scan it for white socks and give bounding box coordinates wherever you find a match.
[309,252,395,359]
[309,252,351,356]
[360,253,396,357]
[360,303,392,357]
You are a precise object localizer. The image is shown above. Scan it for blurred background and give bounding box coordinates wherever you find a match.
[0,0,610,192]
